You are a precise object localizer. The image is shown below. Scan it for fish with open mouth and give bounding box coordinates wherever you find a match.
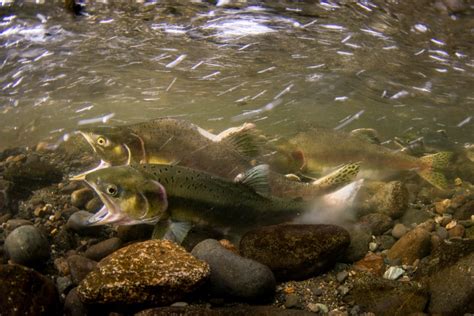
[73,118,361,200]
[84,164,363,243]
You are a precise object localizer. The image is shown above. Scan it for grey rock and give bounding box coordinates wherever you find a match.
[77,240,210,305]
[66,210,102,235]
[70,188,94,209]
[3,218,33,235]
[344,225,372,262]
[315,304,329,314]
[84,237,123,261]
[64,287,88,316]
[401,207,432,227]
[3,155,62,188]
[0,264,60,315]
[337,285,350,296]
[67,255,98,285]
[375,235,396,250]
[240,224,350,280]
[336,270,349,283]
[191,239,275,300]
[5,225,50,267]
[383,266,405,280]
[359,213,393,235]
[284,294,300,308]
[435,226,448,240]
[56,276,74,296]
[391,223,409,239]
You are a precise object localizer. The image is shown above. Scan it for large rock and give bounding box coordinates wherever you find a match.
[359,213,393,235]
[136,306,314,316]
[239,224,350,280]
[0,264,60,315]
[428,252,474,314]
[347,274,428,315]
[77,239,210,305]
[386,226,431,265]
[4,225,50,267]
[3,154,63,188]
[191,239,275,300]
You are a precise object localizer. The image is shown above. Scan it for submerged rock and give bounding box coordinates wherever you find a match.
[67,255,98,285]
[240,224,350,280]
[344,225,372,262]
[347,274,428,315]
[386,226,431,265]
[4,225,50,267]
[136,306,315,316]
[84,237,123,261]
[369,181,409,219]
[191,239,275,300]
[77,239,210,305]
[3,154,63,188]
[0,264,59,315]
[428,252,474,314]
[359,213,393,235]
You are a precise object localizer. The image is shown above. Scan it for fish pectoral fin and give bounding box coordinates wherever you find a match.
[234,164,270,196]
[169,221,193,244]
[151,219,192,244]
[219,125,263,158]
[417,169,449,191]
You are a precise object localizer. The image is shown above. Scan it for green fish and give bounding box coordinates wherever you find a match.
[84,164,311,242]
[76,118,260,179]
[74,118,360,200]
[281,127,453,190]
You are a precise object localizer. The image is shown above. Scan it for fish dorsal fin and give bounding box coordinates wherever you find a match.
[219,125,263,158]
[234,164,270,196]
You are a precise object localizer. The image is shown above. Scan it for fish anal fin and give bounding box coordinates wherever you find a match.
[311,162,361,193]
[234,164,270,196]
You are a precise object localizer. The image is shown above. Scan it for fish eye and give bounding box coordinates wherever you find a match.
[106,184,118,196]
[97,137,107,146]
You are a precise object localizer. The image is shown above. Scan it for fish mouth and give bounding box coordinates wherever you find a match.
[85,184,126,225]
[69,160,111,181]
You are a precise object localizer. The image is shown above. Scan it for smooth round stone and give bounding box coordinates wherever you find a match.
[386,227,431,265]
[359,213,393,235]
[67,255,98,285]
[85,197,103,213]
[71,188,94,209]
[344,225,372,262]
[191,239,276,300]
[240,224,350,280]
[66,211,102,235]
[84,237,123,261]
[5,225,50,266]
[369,181,408,219]
[391,223,409,239]
[435,226,448,240]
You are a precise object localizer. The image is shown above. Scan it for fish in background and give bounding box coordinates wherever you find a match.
[83,163,363,243]
[274,127,453,190]
[73,118,360,200]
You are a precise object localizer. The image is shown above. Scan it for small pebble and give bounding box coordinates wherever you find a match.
[70,188,94,209]
[445,220,457,230]
[85,197,102,213]
[311,286,323,296]
[336,271,349,283]
[307,302,320,313]
[84,237,123,261]
[369,242,378,252]
[284,294,300,308]
[338,285,350,296]
[448,224,465,238]
[170,302,188,307]
[66,211,94,232]
[383,266,405,280]
[435,226,448,240]
[315,303,329,314]
[391,223,408,239]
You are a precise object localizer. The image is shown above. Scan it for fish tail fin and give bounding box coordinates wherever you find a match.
[310,162,361,193]
[417,152,453,190]
[217,123,263,158]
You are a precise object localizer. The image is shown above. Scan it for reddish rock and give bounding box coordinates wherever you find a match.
[387,227,431,265]
[354,252,385,276]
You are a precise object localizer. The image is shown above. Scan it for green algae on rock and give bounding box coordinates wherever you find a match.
[77,239,210,305]
[239,224,350,281]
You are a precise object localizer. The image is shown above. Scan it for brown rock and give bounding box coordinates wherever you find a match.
[71,188,95,209]
[0,264,60,315]
[387,227,431,265]
[448,224,465,238]
[353,252,385,276]
[369,181,408,219]
[77,240,210,305]
[67,255,98,285]
[84,237,123,261]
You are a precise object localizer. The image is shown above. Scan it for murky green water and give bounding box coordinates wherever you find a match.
[0,0,473,150]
